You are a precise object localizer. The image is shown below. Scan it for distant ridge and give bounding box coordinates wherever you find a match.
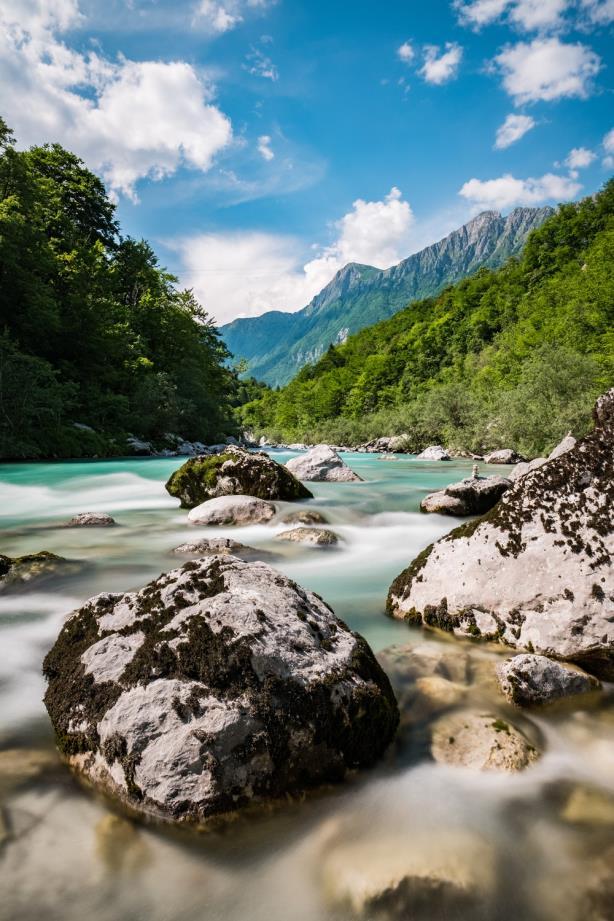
[221,206,554,387]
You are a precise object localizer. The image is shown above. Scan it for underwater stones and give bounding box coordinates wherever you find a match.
[416,445,450,461]
[387,388,614,679]
[285,445,363,482]
[497,654,601,707]
[275,527,339,547]
[484,449,525,465]
[166,446,312,509]
[186,495,276,526]
[65,512,116,527]
[420,475,511,516]
[431,710,539,772]
[172,537,271,560]
[43,557,398,825]
[0,552,84,591]
[279,508,328,526]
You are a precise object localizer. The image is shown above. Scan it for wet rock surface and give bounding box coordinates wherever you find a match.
[279,508,329,525]
[431,710,539,772]
[0,551,85,591]
[497,654,601,707]
[166,446,312,509]
[65,512,116,527]
[275,527,340,546]
[43,557,398,825]
[171,538,274,561]
[186,495,277,526]
[387,389,614,678]
[285,445,363,482]
[420,475,511,516]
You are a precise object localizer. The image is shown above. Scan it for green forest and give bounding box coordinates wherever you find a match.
[0,119,243,460]
[240,180,614,458]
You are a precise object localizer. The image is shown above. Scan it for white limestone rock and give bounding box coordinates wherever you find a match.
[285,445,363,482]
[187,495,276,526]
[275,527,339,546]
[484,448,525,464]
[431,710,539,772]
[65,512,116,527]
[420,475,511,516]
[497,654,601,707]
[416,445,450,461]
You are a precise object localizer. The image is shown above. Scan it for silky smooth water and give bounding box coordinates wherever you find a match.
[1,452,613,921]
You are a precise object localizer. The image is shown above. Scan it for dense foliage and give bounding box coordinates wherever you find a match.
[0,120,236,459]
[240,181,614,457]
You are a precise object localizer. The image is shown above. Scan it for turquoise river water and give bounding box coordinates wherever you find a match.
[0,451,613,921]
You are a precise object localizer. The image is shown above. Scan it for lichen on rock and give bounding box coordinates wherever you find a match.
[43,556,398,825]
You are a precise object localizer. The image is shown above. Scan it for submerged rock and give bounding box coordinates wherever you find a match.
[285,445,363,482]
[431,710,539,772]
[420,475,511,516]
[279,508,328,526]
[484,448,525,465]
[172,537,273,561]
[166,446,312,509]
[43,557,398,825]
[497,654,601,707]
[275,527,339,546]
[65,512,116,527]
[387,388,614,679]
[416,445,450,461]
[186,495,276,526]
[0,552,84,591]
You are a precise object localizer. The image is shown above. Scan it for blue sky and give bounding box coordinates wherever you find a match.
[1,0,612,323]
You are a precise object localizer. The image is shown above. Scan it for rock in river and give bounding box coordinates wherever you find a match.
[431,710,539,772]
[279,508,328,525]
[497,654,601,707]
[387,388,614,679]
[285,445,363,482]
[0,552,84,591]
[420,475,511,516]
[484,448,525,465]
[43,557,398,825]
[416,445,450,461]
[275,527,339,546]
[187,495,276,526]
[172,537,273,561]
[166,446,312,508]
[65,512,116,527]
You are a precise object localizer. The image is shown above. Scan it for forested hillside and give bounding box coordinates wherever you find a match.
[240,181,614,458]
[0,120,238,460]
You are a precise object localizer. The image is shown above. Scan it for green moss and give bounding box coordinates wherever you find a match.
[492,719,510,734]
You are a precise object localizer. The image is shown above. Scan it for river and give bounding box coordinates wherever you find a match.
[1,451,612,921]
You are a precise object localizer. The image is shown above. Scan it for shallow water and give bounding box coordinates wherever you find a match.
[1,451,613,921]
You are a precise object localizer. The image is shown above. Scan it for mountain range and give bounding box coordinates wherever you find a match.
[220,206,554,387]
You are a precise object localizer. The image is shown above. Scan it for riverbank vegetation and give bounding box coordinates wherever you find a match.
[239,180,614,457]
[0,120,238,460]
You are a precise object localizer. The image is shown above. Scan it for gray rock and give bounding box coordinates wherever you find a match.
[389,433,411,453]
[172,537,271,560]
[65,512,116,528]
[484,448,524,464]
[0,552,84,591]
[387,388,614,679]
[286,445,363,482]
[43,557,398,825]
[187,495,276,526]
[126,435,153,456]
[420,475,511,516]
[279,508,328,525]
[548,432,577,460]
[275,527,339,546]
[497,654,601,707]
[431,710,539,772]
[166,446,312,508]
[509,457,547,481]
[416,445,450,461]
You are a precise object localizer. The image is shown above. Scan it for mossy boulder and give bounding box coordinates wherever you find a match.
[387,388,614,679]
[165,446,312,508]
[0,551,84,591]
[43,556,398,826]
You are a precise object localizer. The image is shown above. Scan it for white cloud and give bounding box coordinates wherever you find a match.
[459,171,582,210]
[456,0,571,30]
[602,128,614,168]
[257,134,274,160]
[495,113,535,148]
[565,146,596,168]
[494,37,601,104]
[176,188,416,324]
[397,41,415,63]
[579,0,614,24]
[419,43,463,85]
[244,45,278,80]
[194,1,242,32]
[0,1,232,199]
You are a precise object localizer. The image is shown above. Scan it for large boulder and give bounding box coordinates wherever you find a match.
[285,445,363,482]
[166,446,312,509]
[430,710,539,772]
[416,445,450,461]
[387,389,614,679]
[43,557,398,825]
[497,654,601,707]
[0,552,84,591]
[275,527,339,546]
[187,495,276,526]
[420,475,511,516]
[484,448,525,464]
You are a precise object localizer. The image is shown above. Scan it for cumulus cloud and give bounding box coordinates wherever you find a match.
[602,127,614,168]
[397,41,415,62]
[175,188,416,324]
[0,0,232,199]
[459,171,582,210]
[564,146,596,168]
[494,37,601,104]
[257,134,274,160]
[495,113,536,148]
[419,43,463,84]
[579,0,614,24]
[456,0,570,31]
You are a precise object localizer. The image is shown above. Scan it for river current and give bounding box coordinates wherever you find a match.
[1,451,613,921]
